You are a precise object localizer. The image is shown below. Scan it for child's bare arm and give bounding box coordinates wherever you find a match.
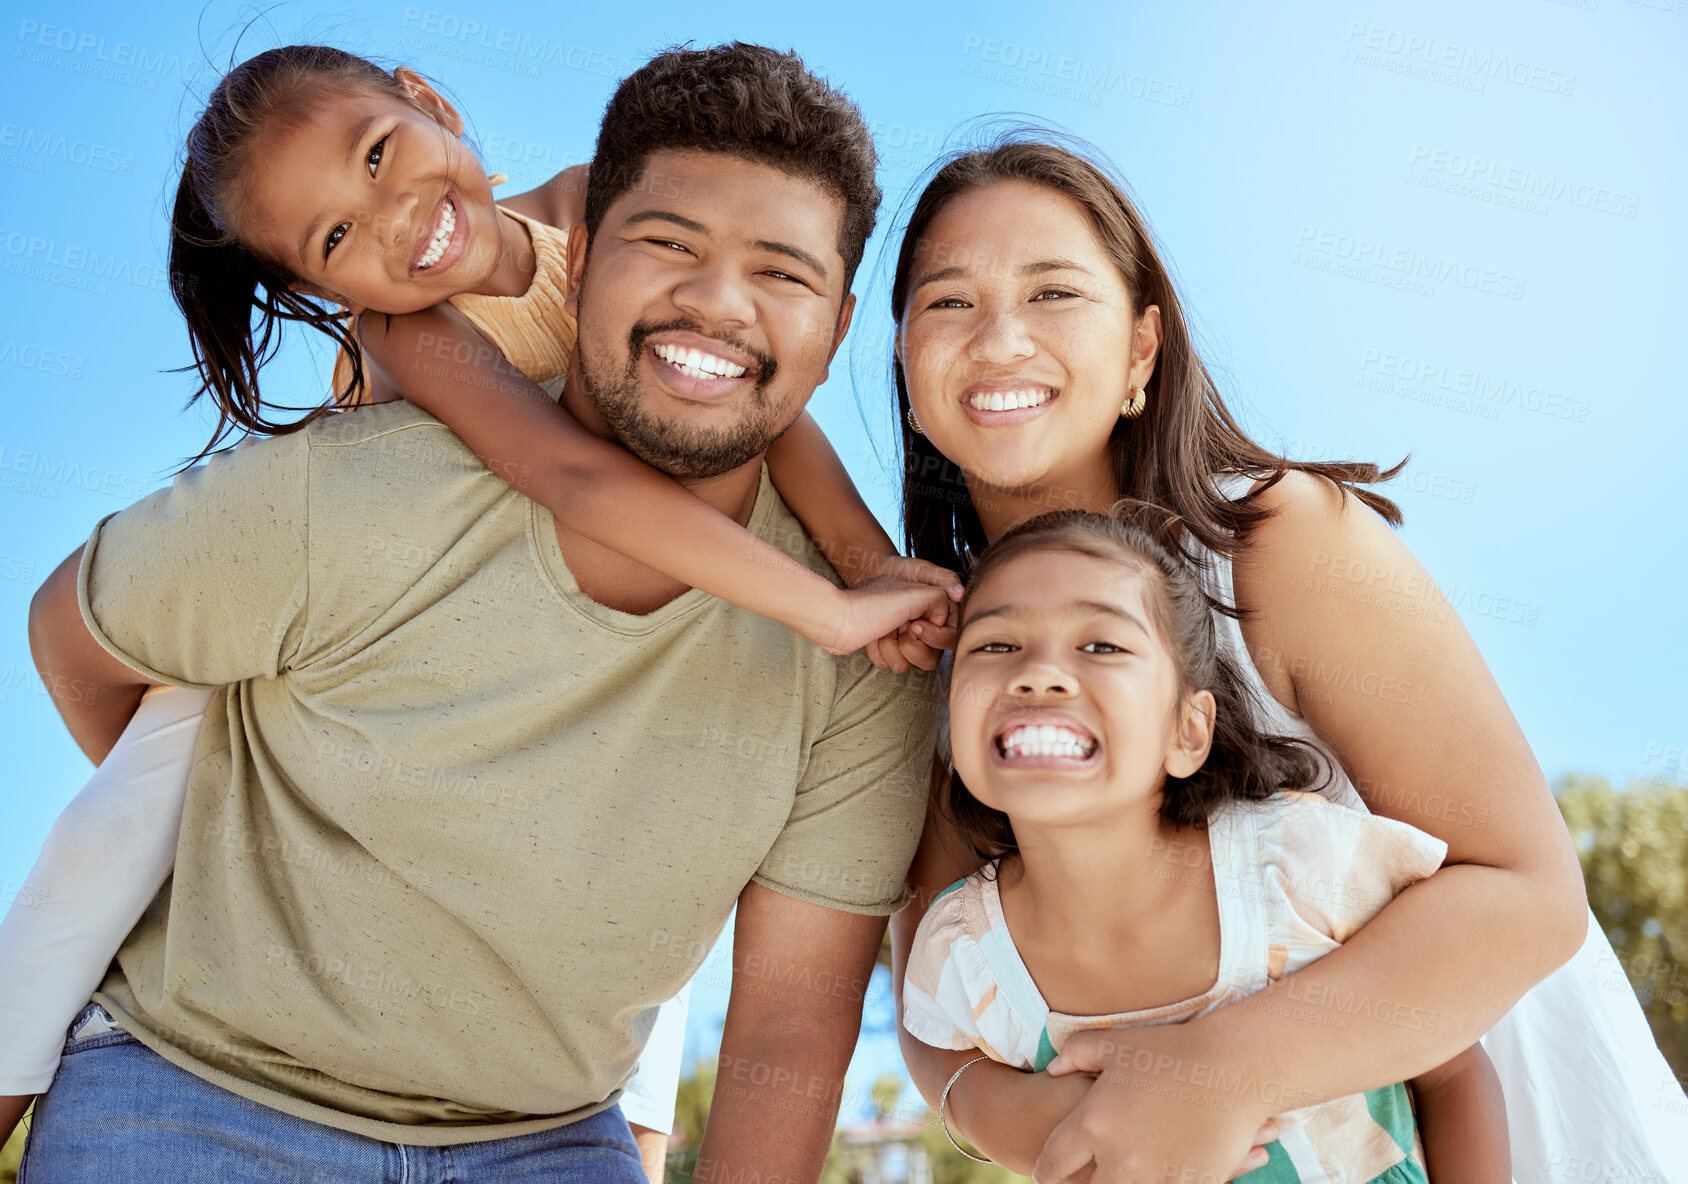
[1410,1043,1510,1183]
[499,163,590,230]
[357,303,950,655]
[766,416,961,670]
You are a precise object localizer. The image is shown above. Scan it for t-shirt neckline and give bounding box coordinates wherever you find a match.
[526,463,783,636]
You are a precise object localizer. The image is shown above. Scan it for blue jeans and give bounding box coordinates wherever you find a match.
[20,1003,647,1183]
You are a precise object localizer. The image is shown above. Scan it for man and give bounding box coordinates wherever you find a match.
[18,42,934,1183]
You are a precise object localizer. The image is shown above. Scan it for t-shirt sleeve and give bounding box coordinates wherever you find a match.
[752,654,938,915]
[1267,792,1450,944]
[78,431,312,690]
[900,882,990,1051]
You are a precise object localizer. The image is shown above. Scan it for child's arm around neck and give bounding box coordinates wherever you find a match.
[352,299,957,661]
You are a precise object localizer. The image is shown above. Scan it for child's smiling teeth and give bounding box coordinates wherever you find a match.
[652,343,748,380]
[968,388,1054,412]
[416,198,456,270]
[997,724,1097,759]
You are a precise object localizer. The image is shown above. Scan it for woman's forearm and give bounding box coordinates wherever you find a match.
[1188,860,1582,1109]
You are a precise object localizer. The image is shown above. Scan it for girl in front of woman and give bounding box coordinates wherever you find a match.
[905,508,1510,1181]
[884,137,1686,1182]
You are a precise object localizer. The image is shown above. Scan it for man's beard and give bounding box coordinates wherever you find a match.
[579,315,787,481]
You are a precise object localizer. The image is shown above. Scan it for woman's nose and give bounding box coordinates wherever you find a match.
[968,310,1035,366]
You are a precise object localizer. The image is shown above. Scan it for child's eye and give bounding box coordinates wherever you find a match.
[1080,640,1126,654]
[366,134,388,178]
[324,223,349,259]
[971,641,1017,654]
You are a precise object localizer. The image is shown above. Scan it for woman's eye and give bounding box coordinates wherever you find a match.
[366,134,388,178]
[1031,288,1078,302]
[928,296,971,310]
[324,223,349,259]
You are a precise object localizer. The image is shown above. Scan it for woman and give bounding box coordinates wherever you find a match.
[882,136,1687,1183]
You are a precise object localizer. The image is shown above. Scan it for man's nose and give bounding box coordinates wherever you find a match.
[671,262,755,328]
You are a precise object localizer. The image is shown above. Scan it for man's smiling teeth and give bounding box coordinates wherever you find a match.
[968,388,1053,412]
[653,343,748,380]
[416,198,456,270]
[998,724,1097,759]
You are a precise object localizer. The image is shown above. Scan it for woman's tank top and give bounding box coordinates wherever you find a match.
[1193,471,1366,812]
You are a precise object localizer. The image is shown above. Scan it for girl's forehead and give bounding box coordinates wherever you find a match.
[963,548,1158,626]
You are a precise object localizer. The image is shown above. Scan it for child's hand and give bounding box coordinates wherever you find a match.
[814,565,961,670]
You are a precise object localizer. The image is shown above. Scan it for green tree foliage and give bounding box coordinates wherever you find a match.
[1556,774,1688,1082]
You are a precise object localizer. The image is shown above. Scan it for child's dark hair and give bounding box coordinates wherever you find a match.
[584,42,881,297]
[169,45,413,465]
[942,507,1331,865]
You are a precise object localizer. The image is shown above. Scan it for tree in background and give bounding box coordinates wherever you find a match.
[1556,773,1688,1081]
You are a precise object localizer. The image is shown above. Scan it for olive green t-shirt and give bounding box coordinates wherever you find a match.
[79,401,935,1144]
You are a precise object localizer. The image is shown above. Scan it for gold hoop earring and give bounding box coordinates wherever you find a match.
[486,173,508,188]
[907,407,925,435]
[1120,386,1147,420]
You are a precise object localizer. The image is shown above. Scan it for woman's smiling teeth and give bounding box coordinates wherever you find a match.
[967,388,1054,412]
[416,197,456,270]
[653,343,749,380]
[997,724,1097,759]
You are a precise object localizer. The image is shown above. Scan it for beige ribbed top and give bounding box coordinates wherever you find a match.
[331,205,576,404]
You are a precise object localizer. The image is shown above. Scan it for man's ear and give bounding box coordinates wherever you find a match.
[818,292,856,382]
[394,67,464,139]
[563,219,588,318]
[1164,688,1215,780]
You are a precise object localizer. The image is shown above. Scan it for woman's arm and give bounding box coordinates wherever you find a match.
[1411,1044,1510,1183]
[1031,470,1587,1179]
[357,303,952,654]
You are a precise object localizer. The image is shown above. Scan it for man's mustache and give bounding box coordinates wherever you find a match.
[626,318,778,389]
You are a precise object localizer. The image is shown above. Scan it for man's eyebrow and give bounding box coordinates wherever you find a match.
[295,114,381,268]
[622,210,710,235]
[754,240,828,280]
[961,599,1150,634]
[914,258,1092,289]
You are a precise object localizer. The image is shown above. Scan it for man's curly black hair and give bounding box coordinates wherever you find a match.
[584,42,881,296]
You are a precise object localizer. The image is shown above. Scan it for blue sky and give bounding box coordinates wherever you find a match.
[1,0,1683,1125]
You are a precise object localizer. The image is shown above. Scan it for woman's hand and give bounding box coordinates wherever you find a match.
[1038,1026,1281,1183]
